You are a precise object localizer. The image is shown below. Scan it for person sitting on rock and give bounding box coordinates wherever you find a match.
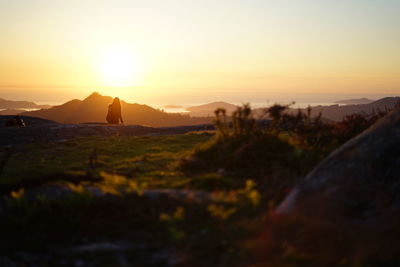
[106,97,124,124]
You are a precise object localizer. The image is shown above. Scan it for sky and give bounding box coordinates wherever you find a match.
[0,0,399,105]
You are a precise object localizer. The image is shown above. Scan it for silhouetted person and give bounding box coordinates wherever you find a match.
[106,97,124,124]
[5,116,26,127]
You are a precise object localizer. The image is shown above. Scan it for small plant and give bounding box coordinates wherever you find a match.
[232,103,256,137]
[160,206,186,242]
[97,172,147,196]
[213,104,258,139]
[88,147,99,170]
[214,108,229,140]
[208,204,237,220]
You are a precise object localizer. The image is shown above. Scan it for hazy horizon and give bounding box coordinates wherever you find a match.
[1,88,398,107]
[1,88,399,114]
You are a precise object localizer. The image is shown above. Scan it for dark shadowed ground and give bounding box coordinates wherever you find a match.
[0,115,214,146]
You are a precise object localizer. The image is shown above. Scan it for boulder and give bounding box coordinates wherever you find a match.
[277,107,400,222]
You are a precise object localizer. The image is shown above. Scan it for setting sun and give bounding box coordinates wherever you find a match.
[99,50,141,87]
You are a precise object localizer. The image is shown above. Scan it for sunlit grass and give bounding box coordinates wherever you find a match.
[0,132,213,187]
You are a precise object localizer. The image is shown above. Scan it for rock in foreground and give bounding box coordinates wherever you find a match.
[258,108,400,266]
[278,107,400,221]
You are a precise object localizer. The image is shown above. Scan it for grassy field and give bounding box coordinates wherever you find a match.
[0,132,268,266]
[1,133,212,186]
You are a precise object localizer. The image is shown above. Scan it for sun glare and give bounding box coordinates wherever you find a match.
[99,50,141,87]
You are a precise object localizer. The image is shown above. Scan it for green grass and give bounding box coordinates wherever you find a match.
[0,132,213,187]
[0,131,272,266]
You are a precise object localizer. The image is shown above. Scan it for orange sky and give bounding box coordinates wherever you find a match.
[0,0,399,104]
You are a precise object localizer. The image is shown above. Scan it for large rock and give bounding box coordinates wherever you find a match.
[277,107,400,221]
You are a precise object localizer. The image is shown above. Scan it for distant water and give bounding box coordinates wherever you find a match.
[0,108,40,112]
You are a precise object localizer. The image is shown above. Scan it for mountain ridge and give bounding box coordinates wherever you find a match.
[0,98,51,109]
[19,93,400,124]
[186,101,239,116]
[22,92,211,127]
[287,96,400,121]
[335,97,374,105]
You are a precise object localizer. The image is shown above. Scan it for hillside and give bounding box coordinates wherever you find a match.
[186,101,238,117]
[335,97,374,105]
[0,97,51,109]
[22,92,212,127]
[285,97,400,121]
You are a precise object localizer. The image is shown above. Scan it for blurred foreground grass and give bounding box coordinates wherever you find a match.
[0,132,266,266]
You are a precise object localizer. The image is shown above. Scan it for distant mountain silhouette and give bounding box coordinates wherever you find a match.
[289,97,400,121]
[186,101,238,117]
[0,98,51,109]
[21,92,212,127]
[335,98,374,105]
